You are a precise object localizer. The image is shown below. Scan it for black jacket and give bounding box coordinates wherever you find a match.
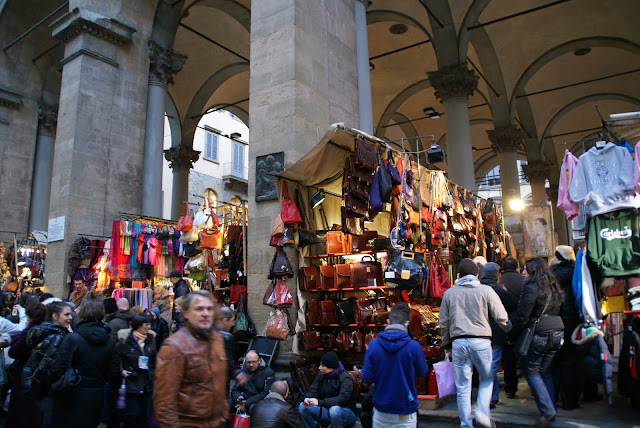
[150,317,169,349]
[481,278,516,346]
[231,364,276,407]
[106,309,134,341]
[22,321,68,399]
[249,393,305,428]
[173,279,190,299]
[551,261,580,336]
[304,369,356,413]
[499,270,524,303]
[116,329,157,395]
[512,279,564,339]
[572,326,613,404]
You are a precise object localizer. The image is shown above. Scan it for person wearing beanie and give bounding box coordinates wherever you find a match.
[104,298,118,318]
[298,352,356,428]
[361,303,427,425]
[169,270,190,299]
[479,263,516,408]
[439,258,511,428]
[149,306,169,349]
[473,256,487,279]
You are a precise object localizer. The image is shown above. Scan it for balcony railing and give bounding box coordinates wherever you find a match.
[222,162,248,182]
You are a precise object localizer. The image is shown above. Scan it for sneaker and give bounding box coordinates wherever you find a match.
[490,401,498,409]
[506,393,517,399]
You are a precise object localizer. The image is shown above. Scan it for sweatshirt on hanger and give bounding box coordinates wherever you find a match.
[569,142,637,216]
[635,141,640,194]
[587,209,640,277]
[558,150,580,220]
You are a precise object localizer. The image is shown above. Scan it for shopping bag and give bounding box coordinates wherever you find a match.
[232,411,250,428]
[432,356,456,397]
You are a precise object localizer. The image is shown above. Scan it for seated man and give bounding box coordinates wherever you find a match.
[231,351,276,413]
[298,352,356,428]
[250,380,305,428]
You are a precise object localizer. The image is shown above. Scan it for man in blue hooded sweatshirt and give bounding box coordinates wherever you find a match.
[361,303,427,428]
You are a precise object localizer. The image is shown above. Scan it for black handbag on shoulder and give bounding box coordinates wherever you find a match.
[49,367,82,394]
[516,294,552,357]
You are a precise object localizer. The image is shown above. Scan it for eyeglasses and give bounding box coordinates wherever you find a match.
[246,360,259,365]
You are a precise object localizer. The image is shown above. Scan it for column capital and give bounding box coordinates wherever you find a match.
[148,41,187,87]
[37,101,58,137]
[427,63,479,102]
[164,145,200,170]
[487,125,524,154]
[52,10,136,47]
[522,160,551,183]
[355,0,372,7]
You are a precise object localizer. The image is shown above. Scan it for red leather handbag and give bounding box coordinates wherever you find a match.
[428,252,451,299]
[281,181,303,224]
[176,202,193,232]
[230,284,247,306]
[299,266,319,291]
[334,264,352,289]
[319,265,335,290]
[298,330,322,351]
[320,300,337,325]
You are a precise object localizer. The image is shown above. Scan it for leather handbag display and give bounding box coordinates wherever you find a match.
[298,330,322,351]
[385,249,425,288]
[427,251,451,299]
[351,331,364,352]
[334,264,352,289]
[306,300,320,325]
[353,135,378,170]
[326,231,350,255]
[299,266,319,291]
[350,256,383,289]
[336,331,351,351]
[268,247,294,279]
[354,298,386,326]
[319,265,335,290]
[364,332,378,350]
[320,300,337,325]
[336,298,355,325]
[281,181,303,225]
[321,333,337,350]
[351,230,378,252]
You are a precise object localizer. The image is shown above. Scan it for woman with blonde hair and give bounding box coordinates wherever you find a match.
[153,285,172,327]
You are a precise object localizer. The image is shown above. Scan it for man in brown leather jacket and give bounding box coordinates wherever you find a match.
[154,290,229,428]
[249,381,305,428]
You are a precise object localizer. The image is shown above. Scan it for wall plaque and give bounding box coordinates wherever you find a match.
[256,152,284,202]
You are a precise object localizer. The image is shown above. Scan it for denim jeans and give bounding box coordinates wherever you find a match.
[452,338,493,428]
[524,330,563,417]
[298,403,357,428]
[372,409,417,428]
[36,396,54,428]
[490,345,503,402]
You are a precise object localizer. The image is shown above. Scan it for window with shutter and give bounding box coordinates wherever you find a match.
[205,132,218,161]
[233,143,244,178]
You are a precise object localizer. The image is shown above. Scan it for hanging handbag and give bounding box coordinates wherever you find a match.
[336,331,351,351]
[263,280,275,306]
[321,333,337,350]
[200,227,221,249]
[306,300,320,325]
[179,227,200,243]
[272,214,285,238]
[336,298,355,325]
[428,252,451,299]
[351,331,364,352]
[184,241,202,258]
[270,279,293,307]
[299,266,319,291]
[344,192,369,218]
[185,253,206,271]
[353,135,378,170]
[319,265,335,290]
[268,247,294,279]
[385,249,425,288]
[516,294,552,357]
[334,264,352,289]
[176,202,193,232]
[295,188,319,247]
[350,255,383,289]
[320,300,337,325]
[281,181,303,224]
[230,284,247,306]
[341,207,365,236]
[378,153,393,203]
[298,330,322,351]
[369,168,384,213]
[326,231,350,255]
[265,310,290,340]
[386,150,402,185]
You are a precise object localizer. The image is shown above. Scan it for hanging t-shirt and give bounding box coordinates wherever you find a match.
[587,209,640,277]
[634,141,640,194]
[569,143,637,216]
[558,149,580,220]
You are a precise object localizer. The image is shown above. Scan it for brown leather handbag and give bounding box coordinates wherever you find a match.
[321,333,337,350]
[319,265,335,290]
[350,256,383,289]
[351,230,378,252]
[351,331,364,352]
[298,330,322,351]
[306,300,320,326]
[348,154,374,184]
[334,264,352,289]
[336,331,351,351]
[320,300,337,325]
[326,231,350,255]
[353,135,378,170]
[354,299,374,326]
[364,332,378,350]
[299,266,319,291]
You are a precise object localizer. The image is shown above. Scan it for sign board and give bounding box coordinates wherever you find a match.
[48,216,65,242]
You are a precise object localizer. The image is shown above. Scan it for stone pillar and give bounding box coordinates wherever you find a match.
[28,101,57,232]
[487,125,524,211]
[141,41,186,218]
[521,160,550,205]
[547,187,569,245]
[428,63,479,190]
[354,0,373,134]
[164,145,200,220]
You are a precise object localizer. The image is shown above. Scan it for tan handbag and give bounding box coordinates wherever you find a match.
[265,310,289,339]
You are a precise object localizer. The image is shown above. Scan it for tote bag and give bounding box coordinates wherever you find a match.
[432,355,456,397]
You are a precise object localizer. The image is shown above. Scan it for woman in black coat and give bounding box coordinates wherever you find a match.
[49,293,119,428]
[512,258,565,427]
[116,314,157,428]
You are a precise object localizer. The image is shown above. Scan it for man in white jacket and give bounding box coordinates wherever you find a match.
[439,259,511,428]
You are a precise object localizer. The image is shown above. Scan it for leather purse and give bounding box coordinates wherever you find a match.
[306,300,320,326]
[200,228,221,249]
[299,266,319,291]
[319,265,335,290]
[298,330,322,351]
[321,333,337,350]
[281,181,303,225]
[351,230,378,252]
[265,310,290,340]
[427,251,451,299]
[344,192,369,218]
[320,300,337,325]
[336,299,355,325]
[176,202,193,232]
[348,154,374,184]
[334,264,352,289]
[353,135,378,170]
[385,249,425,288]
[354,298,385,326]
[364,332,378,350]
[350,256,383,289]
[373,311,389,325]
[341,207,365,236]
[326,231,351,255]
[351,331,364,352]
[268,247,294,279]
[336,331,351,351]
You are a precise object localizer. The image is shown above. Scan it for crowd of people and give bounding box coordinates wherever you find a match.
[0,251,611,428]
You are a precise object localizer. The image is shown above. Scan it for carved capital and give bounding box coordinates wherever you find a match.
[522,161,551,183]
[52,12,136,47]
[37,101,58,137]
[148,41,187,87]
[427,63,479,102]
[487,125,524,154]
[164,145,200,170]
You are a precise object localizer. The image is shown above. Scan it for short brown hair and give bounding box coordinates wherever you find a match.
[77,292,105,322]
[183,290,214,312]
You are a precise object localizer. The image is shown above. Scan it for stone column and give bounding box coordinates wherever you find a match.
[428,63,479,190]
[521,160,550,205]
[141,41,186,218]
[28,101,57,232]
[354,0,373,134]
[164,145,200,220]
[547,187,569,245]
[487,125,524,211]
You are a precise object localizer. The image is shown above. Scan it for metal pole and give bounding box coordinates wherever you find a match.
[13,233,19,280]
[4,2,69,52]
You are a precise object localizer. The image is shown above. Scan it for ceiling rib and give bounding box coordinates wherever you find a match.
[179,23,249,62]
[468,0,572,30]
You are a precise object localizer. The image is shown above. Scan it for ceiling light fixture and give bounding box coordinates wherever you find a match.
[389,24,408,35]
[423,107,441,119]
[573,47,591,56]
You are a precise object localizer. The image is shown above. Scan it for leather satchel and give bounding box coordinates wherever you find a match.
[351,331,364,352]
[319,265,335,290]
[320,300,337,325]
[336,331,351,351]
[299,266,319,291]
[350,256,383,289]
[268,247,294,279]
[336,298,355,325]
[355,298,385,326]
[321,333,337,350]
[341,207,365,236]
[306,300,320,326]
[364,332,378,350]
[348,154,374,184]
[326,231,350,255]
[351,230,378,252]
[343,192,369,218]
[334,264,352,289]
[353,136,378,170]
[298,330,322,351]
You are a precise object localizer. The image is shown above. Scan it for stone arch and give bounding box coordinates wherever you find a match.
[366,9,433,42]
[474,150,528,181]
[539,92,640,158]
[389,112,424,151]
[181,62,250,147]
[457,0,490,64]
[184,0,250,32]
[165,92,182,148]
[510,36,640,118]
[375,79,432,137]
[202,104,249,129]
